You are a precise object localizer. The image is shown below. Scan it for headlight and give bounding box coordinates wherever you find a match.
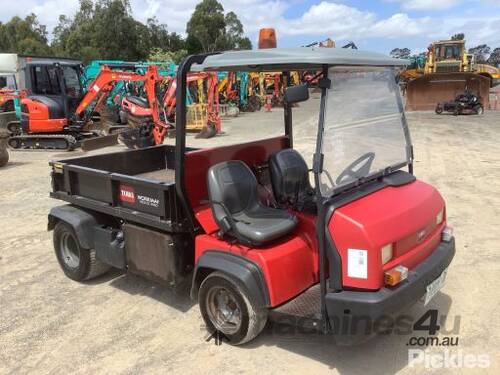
[436,208,444,225]
[381,243,393,264]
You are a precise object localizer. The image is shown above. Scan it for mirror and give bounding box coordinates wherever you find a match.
[284,84,309,104]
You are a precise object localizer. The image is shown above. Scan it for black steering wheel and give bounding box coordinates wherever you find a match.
[335,152,375,185]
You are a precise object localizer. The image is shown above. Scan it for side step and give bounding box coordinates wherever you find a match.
[268,283,322,331]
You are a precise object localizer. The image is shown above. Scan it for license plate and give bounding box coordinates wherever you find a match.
[423,268,447,306]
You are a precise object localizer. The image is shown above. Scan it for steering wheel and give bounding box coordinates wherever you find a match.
[335,152,375,185]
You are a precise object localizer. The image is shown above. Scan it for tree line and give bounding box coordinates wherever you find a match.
[390,34,500,66]
[0,0,252,63]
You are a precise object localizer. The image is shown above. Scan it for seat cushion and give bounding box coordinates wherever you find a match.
[269,149,316,213]
[126,95,149,108]
[207,160,298,246]
[233,205,298,245]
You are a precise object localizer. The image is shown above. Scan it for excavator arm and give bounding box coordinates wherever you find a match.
[75,66,152,119]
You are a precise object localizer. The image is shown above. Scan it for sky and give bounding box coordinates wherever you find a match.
[1,0,499,54]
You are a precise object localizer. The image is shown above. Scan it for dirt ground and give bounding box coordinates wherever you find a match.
[1,102,499,374]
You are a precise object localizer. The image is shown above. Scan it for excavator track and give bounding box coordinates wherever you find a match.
[8,134,78,151]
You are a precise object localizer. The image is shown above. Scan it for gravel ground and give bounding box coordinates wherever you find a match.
[1,102,499,374]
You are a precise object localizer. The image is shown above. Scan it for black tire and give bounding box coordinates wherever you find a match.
[0,148,8,167]
[53,221,110,281]
[453,108,459,116]
[435,105,443,114]
[474,104,484,115]
[198,271,267,345]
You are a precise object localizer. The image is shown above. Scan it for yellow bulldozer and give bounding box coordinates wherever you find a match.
[404,39,499,110]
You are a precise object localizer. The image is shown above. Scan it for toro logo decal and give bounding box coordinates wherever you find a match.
[417,228,427,242]
[119,185,135,203]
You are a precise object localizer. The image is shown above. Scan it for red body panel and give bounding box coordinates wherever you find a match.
[195,210,318,307]
[22,98,67,132]
[329,179,445,290]
[184,136,289,207]
[121,97,152,117]
[190,138,447,305]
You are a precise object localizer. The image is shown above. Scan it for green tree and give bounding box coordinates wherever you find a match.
[222,11,252,50]
[0,14,51,55]
[468,44,491,63]
[390,47,411,59]
[146,18,185,53]
[52,0,186,62]
[186,0,252,53]
[186,0,226,53]
[148,47,188,64]
[487,48,500,67]
[88,0,149,60]
[451,33,465,41]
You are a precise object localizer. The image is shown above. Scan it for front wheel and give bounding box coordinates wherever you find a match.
[435,105,443,114]
[198,272,267,345]
[474,104,484,115]
[53,222,110,281]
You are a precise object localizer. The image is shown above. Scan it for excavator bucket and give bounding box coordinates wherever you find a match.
[80,133,120,152]
[406,73,491,111]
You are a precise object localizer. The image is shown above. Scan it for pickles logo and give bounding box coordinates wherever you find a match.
[119,185,135,203]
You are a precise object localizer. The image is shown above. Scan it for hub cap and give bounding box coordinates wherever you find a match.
[206,286,242,335]
[60,232,80,269]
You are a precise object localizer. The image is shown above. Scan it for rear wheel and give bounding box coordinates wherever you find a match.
[198,272,267,345]
[53,222,110,281]
[474,104,484,115]
[435,105,443,114]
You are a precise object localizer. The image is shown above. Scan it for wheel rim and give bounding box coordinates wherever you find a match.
[206,286,242,335]
[60,232,80,269]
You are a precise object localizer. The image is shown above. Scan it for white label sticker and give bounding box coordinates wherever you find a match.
[93,84,100,92]
[347,249,368,279]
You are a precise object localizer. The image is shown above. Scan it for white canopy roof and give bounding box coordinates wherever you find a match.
[193,47,408,71]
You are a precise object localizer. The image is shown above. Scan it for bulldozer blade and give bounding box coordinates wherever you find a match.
[406,73,491,111]
[81,133,119,152]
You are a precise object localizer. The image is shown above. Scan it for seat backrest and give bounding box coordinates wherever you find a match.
[269,149,312,204]
[207,161,259,224]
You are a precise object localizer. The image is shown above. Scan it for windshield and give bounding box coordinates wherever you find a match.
[319,67,410,196]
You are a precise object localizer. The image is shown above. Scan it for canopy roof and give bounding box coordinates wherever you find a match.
[192,47,408,72]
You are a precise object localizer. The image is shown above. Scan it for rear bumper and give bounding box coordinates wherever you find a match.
[325,237,455,345]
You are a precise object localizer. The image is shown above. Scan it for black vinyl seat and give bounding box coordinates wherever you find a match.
[207,160,298,247]
[269,149,316,213]
[126,95,149,108]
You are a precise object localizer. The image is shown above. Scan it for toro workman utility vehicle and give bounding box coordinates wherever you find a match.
[47,48,455,345]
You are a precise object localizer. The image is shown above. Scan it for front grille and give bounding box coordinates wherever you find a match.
[394,218,439,257]
[436,63,461,73]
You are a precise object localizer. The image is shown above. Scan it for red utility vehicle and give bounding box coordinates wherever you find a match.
[47,48,455,345]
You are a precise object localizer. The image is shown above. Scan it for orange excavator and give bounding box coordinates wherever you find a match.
[119,70,221,147]
[9,63,135,150]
